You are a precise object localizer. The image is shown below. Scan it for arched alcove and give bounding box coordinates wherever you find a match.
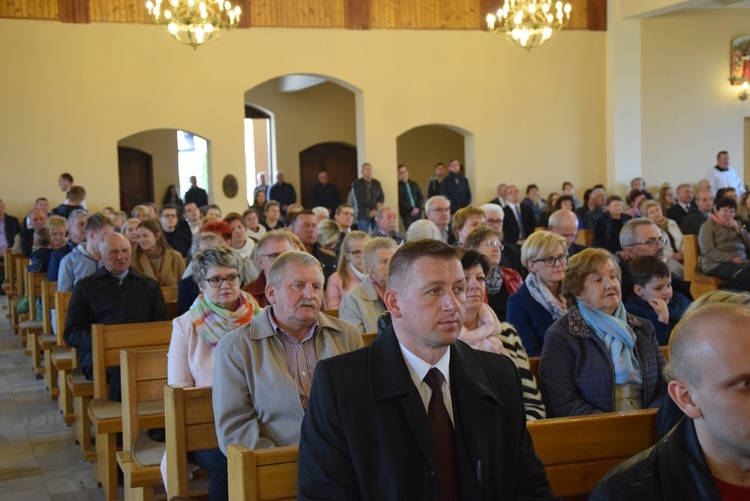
[117,129,210,213]
[396,124,473,198]
[244,74,362,207]
[299,142,357,209]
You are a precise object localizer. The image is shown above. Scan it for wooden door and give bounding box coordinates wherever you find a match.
[299,143,357,209]
[118,146,154,214]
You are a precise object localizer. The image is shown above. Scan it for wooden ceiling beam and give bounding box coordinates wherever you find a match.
[58,0,89,22]
[345,0,371,29]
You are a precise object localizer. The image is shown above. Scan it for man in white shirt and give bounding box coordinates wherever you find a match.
[705,150,745,197]
[424,195,453,244]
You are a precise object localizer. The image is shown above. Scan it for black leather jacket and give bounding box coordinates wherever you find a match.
[590,417,721,500]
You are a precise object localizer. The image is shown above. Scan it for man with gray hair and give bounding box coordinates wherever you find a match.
[14,207,47,257]
[340,237,398,333]
[582,187,607,230]
[370,207,404,245]
[618,218,692,303]
[591,303,750,500]
[213,250,362,454]
[64,232,166,400]
[424,195,454,244]
[57,213,114,293]
[241,230,296,307]
[548,209,586,257]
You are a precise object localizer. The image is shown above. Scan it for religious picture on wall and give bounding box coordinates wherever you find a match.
[731,36,750,84]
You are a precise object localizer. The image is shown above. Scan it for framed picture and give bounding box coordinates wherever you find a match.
[730,36,750,85]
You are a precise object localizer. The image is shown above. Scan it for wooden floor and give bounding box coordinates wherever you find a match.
[0,295,105,501]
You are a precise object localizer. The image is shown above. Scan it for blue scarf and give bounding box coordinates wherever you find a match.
[577,300,642,385]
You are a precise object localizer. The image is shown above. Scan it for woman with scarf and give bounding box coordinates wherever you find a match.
[161,245,261,501]
[132,218,186,286]
[464,226,522,322]
[507,231,569,357]
[698,196,750,282]
[539,248,667,417]
[459,250,546,421]
[325,231,369,310]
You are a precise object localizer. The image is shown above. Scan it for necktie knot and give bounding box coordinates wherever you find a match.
[424,367,444,393]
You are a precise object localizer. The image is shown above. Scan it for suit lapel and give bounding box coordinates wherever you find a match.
[368,327,437,470]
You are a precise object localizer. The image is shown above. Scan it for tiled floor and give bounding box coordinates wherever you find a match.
[0,296,104,501]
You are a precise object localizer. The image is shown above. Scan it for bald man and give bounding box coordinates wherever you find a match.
[591,303,750,500]
[548,209,586,257]
[63,233,167,400]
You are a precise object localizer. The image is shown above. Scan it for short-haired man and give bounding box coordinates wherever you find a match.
[681,188,714,236]
[562,181,582,209]
[47,209,88,281]
[705,150,745,197]
[57,213,114,292]
[480,203,504,232]
[548,209,586,257]
[290,210,337,282]
[204,204,222,219]
[666,183,696,227]
[298,239,554,500]
[440,158,472,214]
[52,185,86,218]
[213,251,363,454]
[254,171,269,198]
[334,204,355,233]
[262,201,284,231]
[311,171,340,215]
[426,162,448,199]
[397,165,425,230]
[63,232,167,400]
[424,195,454,244]
[351,163,384,233]
[160,204,192,257]
[488,183,508,208]
[370,207,404,245]
[0,198,21,257]
[267,171,297,216]
[183,202,202,237]
[242,230,295,307]
[582,187,607,230]
[502,185,536,245]
[185,175,208,208]
[521,184,546,224]
[59,172,87,209]
[619,218,692,303]
[339,237,397,333]
[14,208,48,257]
[591,303,750,500]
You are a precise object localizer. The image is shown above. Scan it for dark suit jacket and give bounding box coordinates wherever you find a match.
[502,204,536,244]
[681,210,708,236]
[2,215,21,251]
[666,203,695,227]
[311,183,340,214]
[298,326,554,501]
[397,180,425,225]
[440,172,472,214]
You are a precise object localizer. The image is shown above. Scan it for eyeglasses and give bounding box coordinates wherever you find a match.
[427,207,450,213]
[625,237,668,248]
[483,240,504,249]
[531,254,569,267]
[347,250,362,256]
[205,274,240,288]
[161,213,177,218]
[258,252,283,260]
[486,218,503,225]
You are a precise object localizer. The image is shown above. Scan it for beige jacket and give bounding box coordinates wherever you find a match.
[133,248,186,286]
[339,278,385,334]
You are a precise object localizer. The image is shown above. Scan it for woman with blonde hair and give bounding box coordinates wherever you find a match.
[133,218,186,286]
[539,248,667,417]
[131,205,150,222]
[507,230,569,357]
[47,215,68,249]
[641,199,684,278]
[325,231,369,310]
[121,218,140,251]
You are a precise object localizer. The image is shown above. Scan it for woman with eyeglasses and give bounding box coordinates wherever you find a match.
[507,231,569,357]
[539,248,667,417]
[325,231,369,310]
[698,196,750,282]
[464,226,522,322]
[162,245,261,501]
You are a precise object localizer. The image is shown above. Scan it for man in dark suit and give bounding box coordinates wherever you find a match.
[548,209,587,257]
[666,183,696,227]
[310,171,340,215]
[15,208,47,257]
[0,199,21,256]
[184,175,208,208]
[397,164,425,230]
[440,159,471,215]
[502,185,536,245]
[298,239,554,501]
[681,188,714,236]
[487,182,508,208]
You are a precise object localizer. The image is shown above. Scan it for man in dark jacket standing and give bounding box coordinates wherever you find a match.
[440,159,471,214]
[63,233,167,401]
[184,176,208,208]
[310,171,340,215]
[351,163,384,233]
[397,164,424,230]
[267,171,297,217]
[591,303,750,500]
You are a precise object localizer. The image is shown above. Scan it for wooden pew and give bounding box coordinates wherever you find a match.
[88,321,172,501]
[10,256,30,335]
[39,280,60,397]
[161,285,179,320]
[683,234,723,298]
[2,248,15,304]
[361,333,377,346]
[225,410,658,500]
[165,385,217,499]
[19,270,46,377]
[117,348,168,501]
[325,309,338,318]
[527,409,658,497]
[576,229,593,247]
[227,445,298,501]
[528,356,539,381]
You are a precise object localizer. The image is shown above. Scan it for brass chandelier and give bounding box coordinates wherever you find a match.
[146,0,241,49]
[486,0,572,51]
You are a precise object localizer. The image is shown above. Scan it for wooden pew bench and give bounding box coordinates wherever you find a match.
[683,233,723,298]
[225,409,658,500]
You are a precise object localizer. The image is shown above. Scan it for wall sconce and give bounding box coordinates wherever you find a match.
[741,82,749,101]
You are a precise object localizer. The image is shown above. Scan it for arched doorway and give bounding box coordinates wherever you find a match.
[396,125,469,196]
[299,142,358,209]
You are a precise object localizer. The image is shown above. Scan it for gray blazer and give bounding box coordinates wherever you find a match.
[339,278,386,334]
[213,306,363,454]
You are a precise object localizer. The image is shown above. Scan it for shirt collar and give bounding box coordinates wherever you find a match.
[398,342,451,389]
[268,307,319,343]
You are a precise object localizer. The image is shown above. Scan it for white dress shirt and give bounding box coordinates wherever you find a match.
[398,343,454,425]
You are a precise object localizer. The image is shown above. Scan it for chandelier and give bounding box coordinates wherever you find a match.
[146,0,241,49]
[486,0,572,51]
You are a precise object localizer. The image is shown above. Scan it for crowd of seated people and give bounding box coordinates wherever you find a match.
[4,154,750,501]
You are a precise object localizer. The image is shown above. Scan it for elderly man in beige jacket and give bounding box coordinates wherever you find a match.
[213,251,363,455]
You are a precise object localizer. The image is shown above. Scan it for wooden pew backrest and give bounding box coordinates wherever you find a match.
[227,444,298,501]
